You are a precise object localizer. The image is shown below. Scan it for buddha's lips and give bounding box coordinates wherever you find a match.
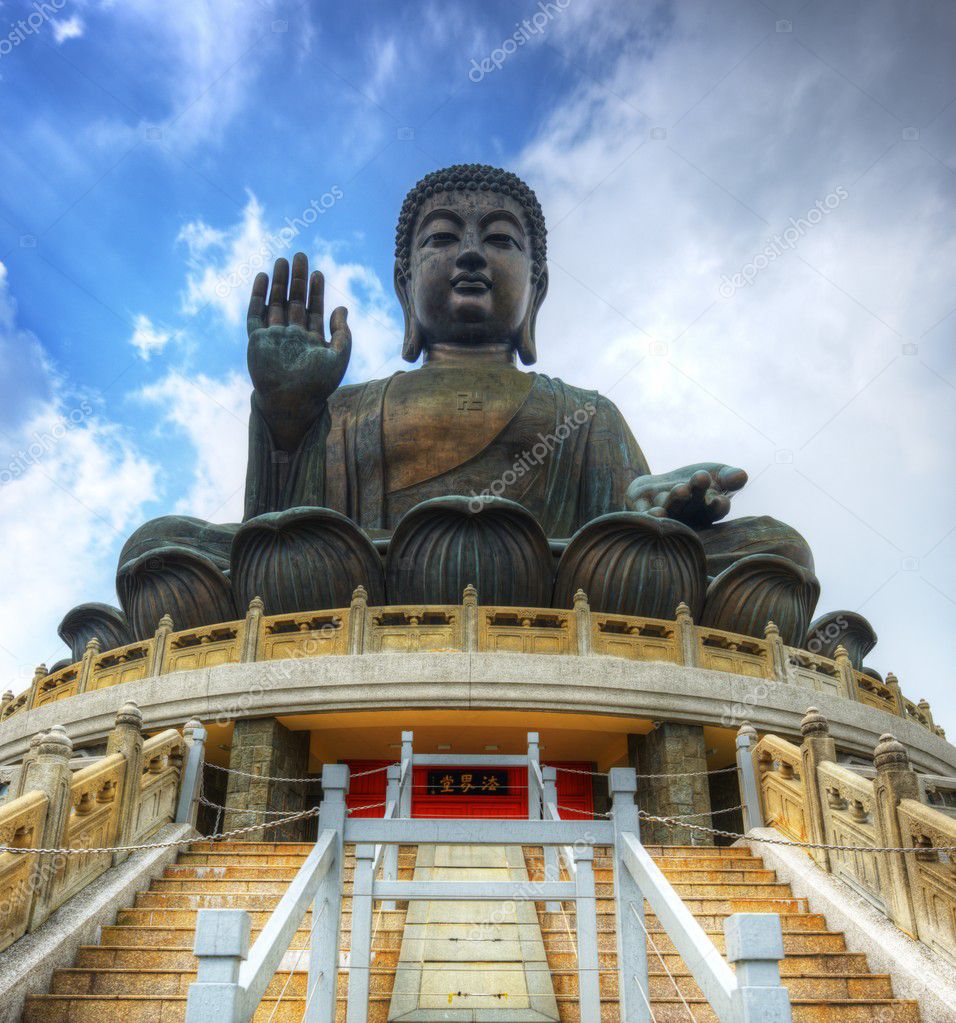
[451,272,492,292]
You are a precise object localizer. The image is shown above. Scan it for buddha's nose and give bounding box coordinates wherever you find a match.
[455,232,487,270]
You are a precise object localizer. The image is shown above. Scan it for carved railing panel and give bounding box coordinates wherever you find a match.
[32,664,80,708]
[856,672,897,714]
[163,621,244,674]
[786,649,843,698]
[55,752,126,904]
[88,640,153,691]
[479,607,572,654]
[698,628,773,679]
[816,761,883,907]
[368,606,462,653]
[260,610,348,660]
[136,729,185,842]
[591,615,679,662]
[752,734,807,841]
[0,791,47,951]
[897,798,956,960]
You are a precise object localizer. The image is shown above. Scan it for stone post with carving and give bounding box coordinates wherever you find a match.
[884,672,907,718]
[834,645,858,702]
[675,601,697,667]
[106,701,145,865]
[349,586,368,655]
[240,597,264,662]
[462,584,478,652]
[28,664,47,710]
[872,733,919,936]
[77,638,101,693]
[148,613,174,676]
[764,621,789,684]
[23,725,74,931]
[799,707,836,871]
[573,589,591,656]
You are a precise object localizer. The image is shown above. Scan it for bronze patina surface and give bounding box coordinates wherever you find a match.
[111,164,820,640]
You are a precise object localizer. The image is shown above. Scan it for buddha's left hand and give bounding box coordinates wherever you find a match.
[625,463,748,529]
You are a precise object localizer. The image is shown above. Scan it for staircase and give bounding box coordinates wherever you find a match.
[22,840,920,1022]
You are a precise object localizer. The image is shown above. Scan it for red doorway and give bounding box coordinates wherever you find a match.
[344,760,594,819]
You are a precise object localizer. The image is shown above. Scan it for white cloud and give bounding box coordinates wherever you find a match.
[0,271,158,694]
[517,0,956,726]
[140,370,250,524]
[52,15,85,44]
[128,313,171,360]
[177,192,405,382]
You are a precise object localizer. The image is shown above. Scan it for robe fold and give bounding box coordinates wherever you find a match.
[244,372,651,538]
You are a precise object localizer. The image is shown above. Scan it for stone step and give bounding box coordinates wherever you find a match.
[21,993,921,1023]
[48,965,897,1002]
[538,928,847,955]
[537,910,830,933]
[668,881,795,898]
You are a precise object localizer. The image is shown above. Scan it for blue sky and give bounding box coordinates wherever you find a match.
[1,0,954,734]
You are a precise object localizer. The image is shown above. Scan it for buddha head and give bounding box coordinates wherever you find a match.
[394,164,549,365]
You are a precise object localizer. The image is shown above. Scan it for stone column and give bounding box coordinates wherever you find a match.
[834,645,858,702]
[884,672,907,717]
[77,638,100,693]
[349,586,368,654]
[872,733,920,936]
[799,707,836,871]
[764,622,789,684]
[105,701,145,865]
[462,584,478,652]
[674,602,697,667]
[573,589,592,656]
[635,722,712,846]
[240,597,264,662]
[148,613,174,676]
[223,717,311,841]
[23,726,74,931]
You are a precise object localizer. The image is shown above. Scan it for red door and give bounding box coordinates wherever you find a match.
[343,760,593,819]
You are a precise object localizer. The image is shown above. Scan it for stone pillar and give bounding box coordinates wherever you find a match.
[884,672,906,717]
[635,722,711,846]
[148,613,174,676]
[77,638,100,693]
[799,707,836,871]
[349,586,368,654]
[872,733,920,936]
[573,589,592,656]
[674,602,697,667]
[764,622,789,684]
[834,645,858,702]
[240,597,264,662]
[105,701,145,865]
[462,584,478,652]
[23,726,74,931]
[223,717,310,841]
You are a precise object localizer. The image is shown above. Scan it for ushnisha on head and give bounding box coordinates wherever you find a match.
[394,164,549,365]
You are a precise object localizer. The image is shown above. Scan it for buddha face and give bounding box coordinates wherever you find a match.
[396,189,547,361]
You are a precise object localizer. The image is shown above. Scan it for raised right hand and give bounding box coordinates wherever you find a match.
[247,252,351,451]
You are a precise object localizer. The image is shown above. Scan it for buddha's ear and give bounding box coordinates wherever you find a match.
[394,261,423,363]
[517,267,548,366]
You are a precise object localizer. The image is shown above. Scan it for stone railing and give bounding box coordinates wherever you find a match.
[1,587,940,739]
[0,704,203,954]
[746,708,956,963]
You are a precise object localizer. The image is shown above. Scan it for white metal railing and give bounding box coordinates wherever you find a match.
[187,732,793,1023]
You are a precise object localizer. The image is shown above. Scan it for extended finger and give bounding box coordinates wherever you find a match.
[690,469,712,491]
[307,270,325,337]
[717,465,748,493]
[329,306,351,357]
[287,253,308,328]
[267,258,289,326]
[247,272,268,334]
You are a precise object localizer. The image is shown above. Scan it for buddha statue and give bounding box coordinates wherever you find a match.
[110,165,821,649]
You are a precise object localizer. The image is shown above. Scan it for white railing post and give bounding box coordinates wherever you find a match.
[186,908,250,1022]
[735,724,765,831]
[382,764,401,912]
[346,843,376,1023]
[610,767,651,1023]
[308,764,349,1023]
[175,720,206,826]
[399,731,413,819]
[573,845,601,1023]
[527,731,541,820]
[725,914,792,1022]
[542,766,561,912]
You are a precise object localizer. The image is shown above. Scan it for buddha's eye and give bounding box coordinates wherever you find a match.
[485,233,520,249]
[422,231,458,247]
